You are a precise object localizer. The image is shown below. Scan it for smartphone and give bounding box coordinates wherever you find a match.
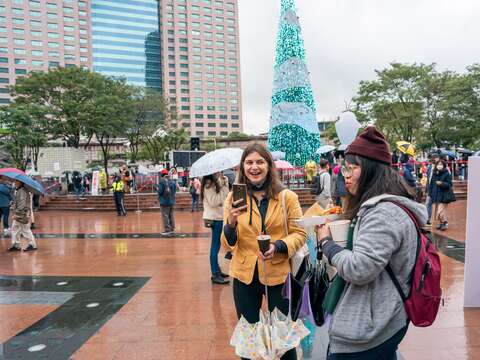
[232,183,247,208]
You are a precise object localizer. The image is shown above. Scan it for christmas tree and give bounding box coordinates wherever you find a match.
[268,0,321,166]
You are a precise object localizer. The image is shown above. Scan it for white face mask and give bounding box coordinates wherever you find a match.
[437,165,444,171]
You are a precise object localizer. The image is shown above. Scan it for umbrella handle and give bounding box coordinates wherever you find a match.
[263,259,270,323]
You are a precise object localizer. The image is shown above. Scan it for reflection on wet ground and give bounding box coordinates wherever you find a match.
[0,203,476,360]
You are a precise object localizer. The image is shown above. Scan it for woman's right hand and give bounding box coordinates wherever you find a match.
[227,199,247,226]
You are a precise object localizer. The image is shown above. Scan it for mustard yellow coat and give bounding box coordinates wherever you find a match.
[221,189,307,286]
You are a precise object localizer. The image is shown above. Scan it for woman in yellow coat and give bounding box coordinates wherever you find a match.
[221,143,306,360]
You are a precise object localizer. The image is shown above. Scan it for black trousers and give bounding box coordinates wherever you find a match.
[233,268,297,360]
[327,325,408,360]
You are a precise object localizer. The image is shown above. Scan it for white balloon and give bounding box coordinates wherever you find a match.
[335,112,361,146]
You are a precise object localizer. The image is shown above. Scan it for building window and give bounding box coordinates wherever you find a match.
[14,58,26,65]
[0,78,8,84]
[195,122,204,127]
[15,68,27,75]
[181,106,190,110]
[195,114,204,119]
[232,123,240,128]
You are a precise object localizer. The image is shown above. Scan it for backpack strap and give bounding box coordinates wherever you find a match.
[382,200,422,303]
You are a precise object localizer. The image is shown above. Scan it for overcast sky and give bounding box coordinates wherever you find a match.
[237,0,480,134]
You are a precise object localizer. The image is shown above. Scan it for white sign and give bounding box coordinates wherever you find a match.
[91,171,99,196]
[464,156,480,307]
[53,162,60,172]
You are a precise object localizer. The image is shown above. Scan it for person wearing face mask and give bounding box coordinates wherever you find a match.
[221,143,306,360]
[316,127,426,360]
[428,159,455,231]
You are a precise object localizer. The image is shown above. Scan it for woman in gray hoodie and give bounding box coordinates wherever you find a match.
[316,127,427,360]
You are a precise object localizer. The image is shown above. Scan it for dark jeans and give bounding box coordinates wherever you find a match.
[74,185,84,200]
[327,325,408,360]
[210,220,223,275]
[426,195,433,221]
[114,192,126,215]
[160,205,175,232]
[233,272,296,360]
[191,193,199,211]
[0,207,9,229]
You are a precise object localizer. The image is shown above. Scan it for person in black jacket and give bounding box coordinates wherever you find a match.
[428,159,455,231]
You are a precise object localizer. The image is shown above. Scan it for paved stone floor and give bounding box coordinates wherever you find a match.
[0,200,477,360]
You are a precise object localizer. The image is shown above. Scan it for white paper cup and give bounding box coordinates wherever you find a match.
[329,220,351,247]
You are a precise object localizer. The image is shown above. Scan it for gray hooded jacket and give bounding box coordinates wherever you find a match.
[328,194,427,353]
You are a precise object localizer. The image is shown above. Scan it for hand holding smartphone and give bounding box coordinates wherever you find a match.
[232,183,247,208]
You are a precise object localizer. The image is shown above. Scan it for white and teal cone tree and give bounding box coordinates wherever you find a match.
[268,0,321,166]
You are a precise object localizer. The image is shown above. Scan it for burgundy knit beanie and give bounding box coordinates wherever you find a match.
[345,126,391,165]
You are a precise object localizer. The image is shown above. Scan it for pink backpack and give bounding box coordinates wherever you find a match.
[385,201,442,327]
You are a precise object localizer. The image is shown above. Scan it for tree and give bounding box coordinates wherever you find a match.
[10,67,96,148]
[140,127,189,164]
[352,62,480,150]
[84,74,135,180]
[127,88,168,163]
[353,63,434,145]
[267,0,321,166]
[0,105,47,170]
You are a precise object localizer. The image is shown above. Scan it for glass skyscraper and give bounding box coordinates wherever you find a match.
[91,0,161,90]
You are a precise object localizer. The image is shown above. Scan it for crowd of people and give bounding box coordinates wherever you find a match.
[1,125,464,359]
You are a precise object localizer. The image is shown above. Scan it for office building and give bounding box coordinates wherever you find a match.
[91,0,161,90]
[158,0,243,137]
[0,0,92,104]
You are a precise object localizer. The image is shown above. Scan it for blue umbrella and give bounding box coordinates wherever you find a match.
[0,171,44,195]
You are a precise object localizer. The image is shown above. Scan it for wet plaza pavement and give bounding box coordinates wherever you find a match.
[0,200,478,359]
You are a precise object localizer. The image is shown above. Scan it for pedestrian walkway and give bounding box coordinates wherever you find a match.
[0,201,477,359]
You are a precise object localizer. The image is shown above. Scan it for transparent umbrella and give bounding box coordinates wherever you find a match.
[189,148,243,178]
[316,145,336,155]
[230,261,310,359]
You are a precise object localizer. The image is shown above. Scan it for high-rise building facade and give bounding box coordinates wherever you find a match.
[158,0,243,137]
[91,0,161,90]
[0,0,92,104]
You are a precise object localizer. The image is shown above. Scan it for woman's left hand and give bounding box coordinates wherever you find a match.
[258,244,275,261]
[315,223,332,241]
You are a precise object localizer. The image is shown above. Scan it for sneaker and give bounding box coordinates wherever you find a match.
[440,222,448,231]
[23,244,38,252]
[7,245,21,252]
[3,229,10,236]
[161,231,174,237]
[436,223,443,230]
[211,275,229,285]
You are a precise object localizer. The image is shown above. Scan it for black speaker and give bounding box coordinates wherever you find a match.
[190,137,200,151]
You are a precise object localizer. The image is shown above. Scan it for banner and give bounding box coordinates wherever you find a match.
[91,171,99,196]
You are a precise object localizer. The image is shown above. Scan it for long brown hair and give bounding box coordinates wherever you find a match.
[200,174,222,201]
[343,154,414,219]
[237,143,283,199]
